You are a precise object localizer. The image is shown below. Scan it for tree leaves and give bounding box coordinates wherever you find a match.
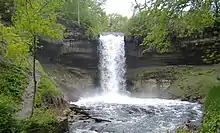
[13,0,64,41]
[108,13,128,32]
[0,23,29,66]
[61,0,109,38]
[127,0,219,53]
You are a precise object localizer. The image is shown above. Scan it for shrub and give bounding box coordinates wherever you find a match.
[0,61,28,100]
[23,108,57,133]
[0,94,21,133]
[35,75,61,107]
[199,85,220,133]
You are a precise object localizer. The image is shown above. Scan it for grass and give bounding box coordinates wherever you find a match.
[199,85,220,133]
[22,108,58,133]
[0,94,21,133]
[175,85,220,133]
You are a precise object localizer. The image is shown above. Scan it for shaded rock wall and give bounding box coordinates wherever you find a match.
[126,65,220,103]
[42,64,95,102]
[36,23,217,101]
[37,36,205,71]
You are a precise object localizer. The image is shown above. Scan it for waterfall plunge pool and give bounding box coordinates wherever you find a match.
[69,33,203,133]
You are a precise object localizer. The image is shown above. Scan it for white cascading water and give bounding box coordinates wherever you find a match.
[98,33,126,94]
[70,33,202,133]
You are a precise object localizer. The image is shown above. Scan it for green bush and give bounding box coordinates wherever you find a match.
[0,94,21,133]
[23,108,57,133]
[35,75,61,107]
[199,85,220,133]
[0,61,28,100]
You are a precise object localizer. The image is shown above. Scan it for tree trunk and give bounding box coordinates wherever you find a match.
[77,0,80,25]
[214,0,219,18]
[31,35,37,117]
[144,0,147,10]
[134,0,141,12]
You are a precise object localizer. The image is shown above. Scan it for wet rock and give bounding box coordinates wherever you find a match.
[63,108,72,117]
[181,96,190,101]
[183,120,199,131]
[198,98,204,104]
[56,116,69,133]
[139,108,156,115]
[126,79,134,92]
[128,78,172,99]
[181,95,204,103]
[68,104,111,123]
[69,104,89,112]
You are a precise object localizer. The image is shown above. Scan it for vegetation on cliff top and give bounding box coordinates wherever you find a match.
[126,0,219,49]
[123,0,220,64]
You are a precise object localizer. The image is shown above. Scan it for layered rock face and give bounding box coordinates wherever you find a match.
[36,22,216,101]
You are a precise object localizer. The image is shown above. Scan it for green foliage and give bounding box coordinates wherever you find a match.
[0,0,14,22]
[23,108,57,133]
[175,128,192,133]
[202,43,220,64]
[35,74,61,107]
[61,0,109,38]
[199,85,220,133]
[0,22,30,66]
[13,0,64,116]
[0,61,28,100]
[108,13,128,32]
[0,23,7,58]
[0,1,66,132]
[13,0,64,42]
[127,0,220,53]
[0,94,21,133]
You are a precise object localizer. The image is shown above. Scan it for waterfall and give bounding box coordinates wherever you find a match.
[98,33,126,94]
[70,33,202,133]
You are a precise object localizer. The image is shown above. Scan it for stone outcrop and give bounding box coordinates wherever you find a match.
[36,20,219,103]
[126,65,220,103]
[127,77,173,99]
[41,64,96,102]
[68,104,111,123]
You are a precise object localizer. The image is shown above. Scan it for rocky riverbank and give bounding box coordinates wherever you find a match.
[36,50,220,133]
[40,62,220,104]
[126,65,220,103]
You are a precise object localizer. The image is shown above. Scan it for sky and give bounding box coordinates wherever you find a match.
[104,0,136,18]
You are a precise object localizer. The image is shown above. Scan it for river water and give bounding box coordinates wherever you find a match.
[70,33,203,133]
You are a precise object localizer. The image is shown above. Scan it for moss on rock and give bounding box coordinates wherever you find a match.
[127,65,220,102]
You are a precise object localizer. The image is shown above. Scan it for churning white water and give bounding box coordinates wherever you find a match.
[98,33,126,94]
[70,33,202,133]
